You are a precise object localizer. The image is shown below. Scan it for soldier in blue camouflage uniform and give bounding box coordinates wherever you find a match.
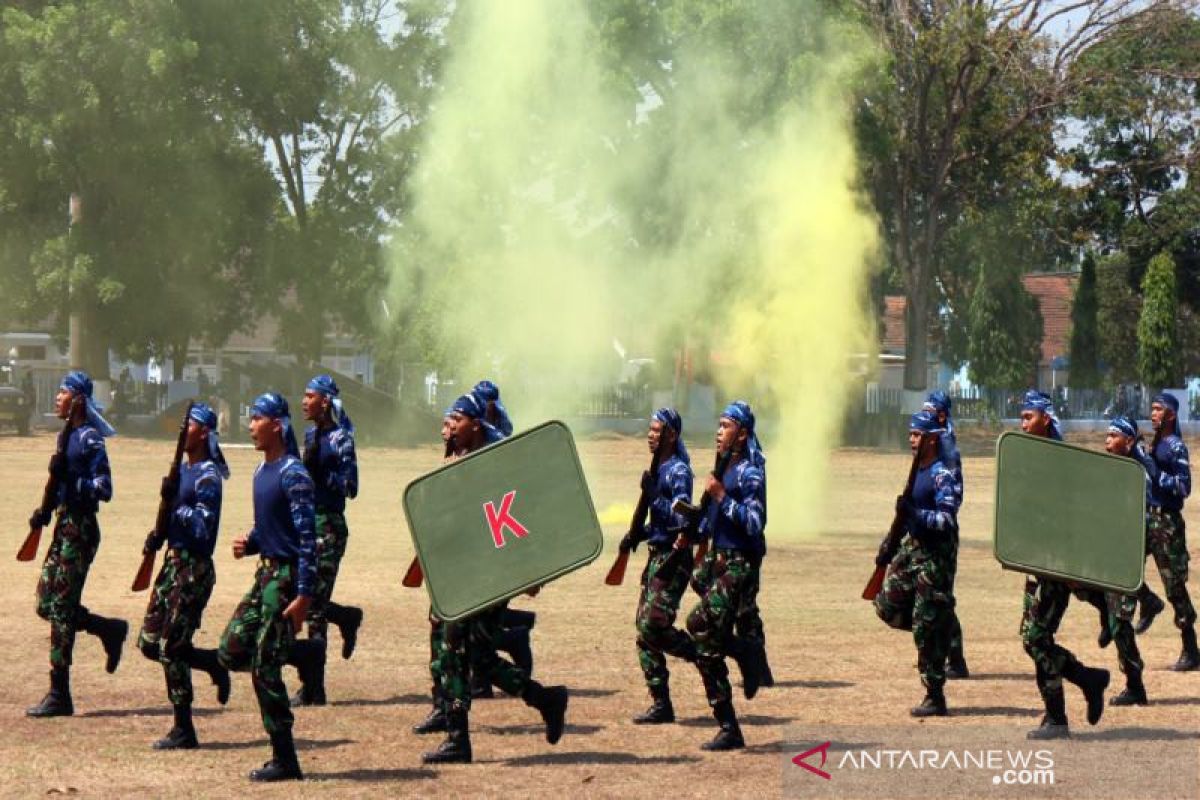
[218,393,317,782]
[27,371,128,718]
[289,375,363,706]
[137,402,232,748]
[680,401,768,752]
[422,393,569,765]
[874,409,963,717]
[622,407,694,724]
[1017,391,1110,740]
[922,391,969,679]
[1136,393,1199,670]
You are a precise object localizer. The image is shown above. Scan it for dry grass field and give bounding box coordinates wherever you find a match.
[0,431,1197,798]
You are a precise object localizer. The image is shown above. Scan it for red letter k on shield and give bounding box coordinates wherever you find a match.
[484,490,529,548]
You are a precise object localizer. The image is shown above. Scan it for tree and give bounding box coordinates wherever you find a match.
[1069,252,1102,388]
[1095,252,1141,384]
[855,0,1162,391]
[967,263,1042,390]
[1137,251,1180,389]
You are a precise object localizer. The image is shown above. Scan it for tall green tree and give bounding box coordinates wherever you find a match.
[1095,252,1141,384]
[1137,251,1180,389]
[1069,252,1102,388]
[967,263,1042,390]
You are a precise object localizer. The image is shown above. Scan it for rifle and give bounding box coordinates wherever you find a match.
[18,395,83,562]
[669,448,735,576]
[604,439,665,586]
[862,433,928,601]
[132,401,193,591]
[403,437,456,589]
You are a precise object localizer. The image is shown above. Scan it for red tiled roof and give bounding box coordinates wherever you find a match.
[883,271,1079,366]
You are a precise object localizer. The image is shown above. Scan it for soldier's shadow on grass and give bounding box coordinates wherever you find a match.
[568,687,620,698]
[479,722,604,737]
[1151,696,1200,707]
[201,737,354,751]
[746,739,886,755]
[678,714,796,728]
[1073,727,1200,742]
[81,706,221,718]
[950,706,1041,718]
[329,693,428,708]
[498,751,702,767]
[310,768,437,783]
[966,672,1030,681]
[770,679,853,690]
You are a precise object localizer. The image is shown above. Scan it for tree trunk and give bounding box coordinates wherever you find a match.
[903,259,930,392]
[171,340,188,382]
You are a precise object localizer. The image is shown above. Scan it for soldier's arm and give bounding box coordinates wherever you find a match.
[77,429,113,503]
[667,462,694,532]
[912,466,960,533]
[283,462,318,596]
[716,465,765,539]
[1158,440,1191,500]
[331,430,359,500]
[173,465,222,550]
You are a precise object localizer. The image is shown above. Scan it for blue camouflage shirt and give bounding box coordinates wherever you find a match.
[167,459,223,558]
[305,424,358,512]
[1151,433,1191,512]
[244,455,317,596]
[643,454,693,547]
[908,458,961,541]
[59,423,113,514]
[701,456,767,558]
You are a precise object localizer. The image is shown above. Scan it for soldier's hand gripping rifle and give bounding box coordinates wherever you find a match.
[403,436,456,589]
[18,394,84,562]
[132,401,193,591]
[861,433,928,601]
[669,448,735,576]
[604,438,665,586]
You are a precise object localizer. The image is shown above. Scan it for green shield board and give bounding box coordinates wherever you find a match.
[993,431,1145,593]
[403,420,603,622]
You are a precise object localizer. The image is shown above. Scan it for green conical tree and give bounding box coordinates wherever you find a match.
[1137,251,1180,389]
[968,265,1043,390]
[1068,252,1102,388]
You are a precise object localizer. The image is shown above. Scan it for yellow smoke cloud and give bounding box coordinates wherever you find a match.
[392,1,879,537]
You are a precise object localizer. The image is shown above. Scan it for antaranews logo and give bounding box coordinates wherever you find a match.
[792,742,832,780]
[791,742,1054,786]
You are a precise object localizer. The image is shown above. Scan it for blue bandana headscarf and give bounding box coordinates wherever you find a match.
[189,402,230,478]
[909,409,946,435]
[307,374,355,436]
[1021,390,1062,441]
[1152,393,1179,415]
[652,407,690,465]
[60,370,116,437]
[722,401,764,468]
[471,380,513,437]
[923,391,952,416]
[451,393,504,444]
[251,392,300,457]
[1108,415,1138,439]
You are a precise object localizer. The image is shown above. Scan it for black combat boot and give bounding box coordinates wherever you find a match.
[1027,689,1069,740]
[502,608,537,631]
[1172,625,1200,671]
[1109,672,1148,706]
[1134,590,1165,635]
[154,703,199,750]
[413,691,449,734]
[759,647,775,688]
[728,637,764,700]
[701,701,745,751]
[500,625,533,676]
[249,729,303,781]
[26,667,73,718]
[946,649,970,680]
[1063,662,1110,725]
[288,639,327,707]
[633,684,675,725]
[522,681,568,744]
[81,611,129,674]
[326,603,363,660]
[187,647,231,705]
[910,685,948,717]
[421,709,472,764]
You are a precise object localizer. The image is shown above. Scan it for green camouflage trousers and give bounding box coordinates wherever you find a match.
[635,546,695,690]
[427,611,445,700]
[686,547,757,706]
[219,561,296,734]
[36,510,100,668]
[1105,590,1142,678]
[874,534,958,690]
[436,603,530,713]
[306,508,349,639]
[1020,576,1079,702]
[138,549,215,705]
[1148,510,1196,628]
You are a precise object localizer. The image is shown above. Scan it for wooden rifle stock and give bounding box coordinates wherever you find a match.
[402,438,456,590]
[132,401,193,591]
[18,396,83,562]
[604,441,665,586]
[862,433,928,601]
